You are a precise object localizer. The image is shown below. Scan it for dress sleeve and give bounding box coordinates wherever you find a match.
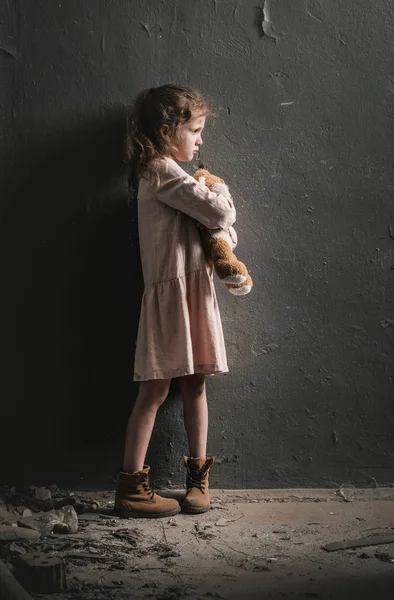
[151,159,236,229]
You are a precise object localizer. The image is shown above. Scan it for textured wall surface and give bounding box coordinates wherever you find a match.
[1,0,393,488]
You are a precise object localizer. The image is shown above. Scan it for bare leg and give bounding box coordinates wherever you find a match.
[178,374,208,458]
[123,379,171,473]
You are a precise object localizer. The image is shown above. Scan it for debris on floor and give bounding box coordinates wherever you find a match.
[323,533,394,552]
[14,552,67,593]
[1,485,394,599]
[18,505,79,536]
[337,483,355,503]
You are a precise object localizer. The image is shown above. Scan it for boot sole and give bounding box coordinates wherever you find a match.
[181,505,210,514]
[114,507,181,519]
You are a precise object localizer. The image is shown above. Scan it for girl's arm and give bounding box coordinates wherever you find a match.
[152,159,236,230]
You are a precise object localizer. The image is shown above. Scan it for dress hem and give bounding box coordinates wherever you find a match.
[133,363,229,382]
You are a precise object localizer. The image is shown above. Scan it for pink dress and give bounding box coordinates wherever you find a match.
[133,157,237,382]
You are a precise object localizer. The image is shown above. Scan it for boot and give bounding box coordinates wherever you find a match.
[181,456,214,514]
[114,466,180,518]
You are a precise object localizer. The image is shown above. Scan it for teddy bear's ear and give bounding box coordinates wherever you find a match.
[193,168,211,181]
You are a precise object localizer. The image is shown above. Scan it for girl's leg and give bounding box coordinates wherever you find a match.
[178,374,208,458]
[123,378,171,473]
[178,374,213,514]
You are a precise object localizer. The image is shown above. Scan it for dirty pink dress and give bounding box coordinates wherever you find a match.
[134,157,236,382]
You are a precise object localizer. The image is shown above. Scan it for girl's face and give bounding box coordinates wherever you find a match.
[171,114,205,162]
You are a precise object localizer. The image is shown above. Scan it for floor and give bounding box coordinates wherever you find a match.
[3,488,394,600]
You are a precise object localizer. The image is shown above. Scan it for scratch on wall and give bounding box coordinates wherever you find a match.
[170,6,177,39]
[305,0,323,23]
[261,0,284,44]
[101,31,106,52]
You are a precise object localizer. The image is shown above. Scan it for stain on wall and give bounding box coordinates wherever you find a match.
[1,0,393,488]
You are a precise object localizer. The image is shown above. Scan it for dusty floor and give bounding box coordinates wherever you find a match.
[3,488,394,600]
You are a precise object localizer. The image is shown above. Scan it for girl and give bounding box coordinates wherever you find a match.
[114,84,236,518]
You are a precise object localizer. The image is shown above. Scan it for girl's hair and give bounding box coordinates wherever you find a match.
[126,84,210,192]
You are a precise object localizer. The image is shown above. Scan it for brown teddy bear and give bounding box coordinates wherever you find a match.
[193,168,253,296]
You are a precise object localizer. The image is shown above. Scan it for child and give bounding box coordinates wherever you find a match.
[114,84,236,518]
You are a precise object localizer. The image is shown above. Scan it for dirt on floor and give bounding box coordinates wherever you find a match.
[1,487,394,599]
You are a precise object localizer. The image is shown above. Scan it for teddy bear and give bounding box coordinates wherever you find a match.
[193,168,253,296]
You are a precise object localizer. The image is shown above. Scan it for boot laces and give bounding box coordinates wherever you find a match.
[187,469,206,492]
[141,478,155,499]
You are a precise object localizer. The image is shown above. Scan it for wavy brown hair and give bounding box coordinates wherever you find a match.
[126,84,210,192]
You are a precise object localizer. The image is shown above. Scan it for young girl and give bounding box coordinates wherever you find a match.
[114,84,236,518]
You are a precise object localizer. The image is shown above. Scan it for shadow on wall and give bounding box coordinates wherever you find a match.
[0,110,145,485]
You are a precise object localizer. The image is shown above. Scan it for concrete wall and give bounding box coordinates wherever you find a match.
[1,0,393,488]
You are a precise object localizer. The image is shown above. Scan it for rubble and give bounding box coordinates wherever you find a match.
[17,505,78,535]
[375,548,394,563]
[14,552,67,593]
[0,525,41,542]
[0,560,34,600]
[0,485,53,512]
[0,506,17,526]
[16,507,33,518]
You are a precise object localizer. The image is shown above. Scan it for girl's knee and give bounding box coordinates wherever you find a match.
[138,379,170,408]
[179,373,206,396]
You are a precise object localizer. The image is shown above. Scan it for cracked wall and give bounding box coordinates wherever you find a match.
[0,0,393,488]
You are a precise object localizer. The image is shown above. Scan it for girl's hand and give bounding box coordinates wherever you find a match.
[228,226,238,249]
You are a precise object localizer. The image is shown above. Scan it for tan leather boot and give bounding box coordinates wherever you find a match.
[114,466,180,518]
[181,456,214,514]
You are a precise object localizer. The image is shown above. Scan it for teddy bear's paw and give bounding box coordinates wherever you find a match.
[198,176,206,186]
[228,284,252,296]
[221,274,246,284]
[212,182,232,200]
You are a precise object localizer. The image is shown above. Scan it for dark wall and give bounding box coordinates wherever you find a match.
[1,0,393,488]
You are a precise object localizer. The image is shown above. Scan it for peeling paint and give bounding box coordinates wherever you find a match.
[214,455,240,465]
[381,318,394,328]
[261,0,284,44]
[0,45,17,59]
[140,22,151,38]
